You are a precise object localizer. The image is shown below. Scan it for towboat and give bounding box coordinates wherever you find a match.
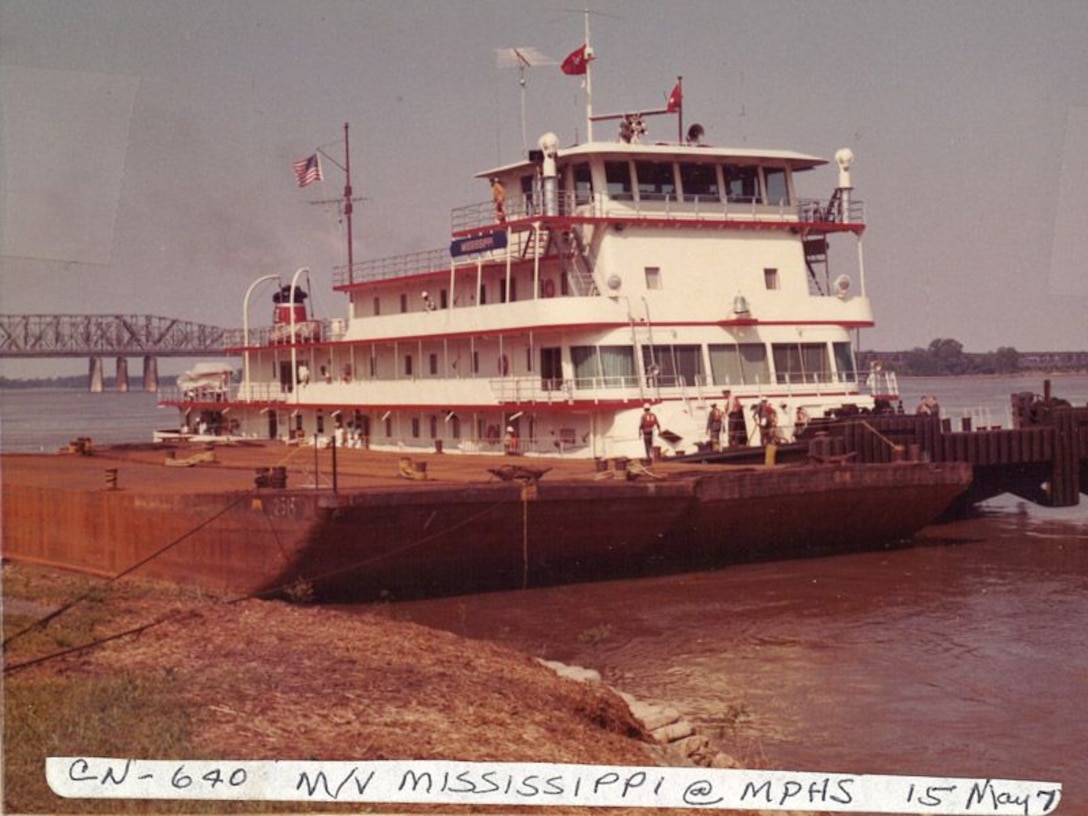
[160,78,898,459]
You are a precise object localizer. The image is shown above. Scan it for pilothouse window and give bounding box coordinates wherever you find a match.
[724,165,760,204]
[679,163,720,202]
[764,167,789,206]
[605,161,633,200]
[635,161,676,201]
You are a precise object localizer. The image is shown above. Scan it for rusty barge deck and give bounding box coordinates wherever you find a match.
[2,442,971,601]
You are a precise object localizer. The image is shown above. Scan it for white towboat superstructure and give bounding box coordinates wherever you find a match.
[164,109,897,459]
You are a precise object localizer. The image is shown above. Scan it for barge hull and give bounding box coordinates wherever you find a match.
[2,448,972,601]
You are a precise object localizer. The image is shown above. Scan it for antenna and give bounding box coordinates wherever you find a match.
[311,124,366,283]
[496,47,557,156]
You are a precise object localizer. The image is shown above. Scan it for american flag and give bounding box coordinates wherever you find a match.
[293,153,323,187]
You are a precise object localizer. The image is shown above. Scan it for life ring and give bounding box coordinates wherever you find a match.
[486,424,500,443]
[497,353,509,376]
[542,279,556,298]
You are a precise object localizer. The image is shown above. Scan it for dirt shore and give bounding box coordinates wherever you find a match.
[3,562,744,815]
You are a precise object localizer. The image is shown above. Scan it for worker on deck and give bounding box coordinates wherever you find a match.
[491,177,506,223]
[706,402,724,451]
[639,404,661,460]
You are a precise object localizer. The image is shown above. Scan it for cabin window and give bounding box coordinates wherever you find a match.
[540,347,562,391]
[605,161,633,200]
[573,162,592,205]
[429,353,438,375]
[450,415,461,439]
[411,417,420,438]
[679,163,720,202]
[471,350,479,374]
[833,342,857,383]
[525,346,533,372]
[520,174,535,213]
[439,288,448,309]
[571,345,635,389]
[316,411,324,434]
[373,297,381,316]
[404,354,413,377]
[724,164,760,203]
[772,342,831,384]
[635,161,676,201]
[764,167,789,206]
[764,268,780,290]
[480,284,487,305]
[709,343,770,386]
[560,271,571,296]
[429,415,438,439]
[399,293,408,313]
[384,416,392,437]
[645,267,662,290]
[642,344,705,387]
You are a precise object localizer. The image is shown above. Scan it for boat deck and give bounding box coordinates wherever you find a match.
[1,441,758,495]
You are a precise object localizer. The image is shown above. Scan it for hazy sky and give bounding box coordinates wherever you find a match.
[2,0,1087,377]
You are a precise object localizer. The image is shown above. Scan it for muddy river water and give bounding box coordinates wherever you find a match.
[385,496,1088,809]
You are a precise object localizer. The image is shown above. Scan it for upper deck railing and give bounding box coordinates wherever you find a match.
[332,191,863,288]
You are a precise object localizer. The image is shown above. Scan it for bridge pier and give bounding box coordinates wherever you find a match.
[142,355,158,392]
[116,357,129,392]
[88,357,104,392]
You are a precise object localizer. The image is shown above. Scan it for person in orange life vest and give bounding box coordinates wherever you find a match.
[639,404,661,459]
[491,177,506,223]
[503,425,518,455]
[706,402,724,451]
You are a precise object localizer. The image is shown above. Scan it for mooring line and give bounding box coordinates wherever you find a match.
[3,492,252,649]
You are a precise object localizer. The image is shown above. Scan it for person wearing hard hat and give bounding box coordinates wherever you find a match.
[503,425,519,455]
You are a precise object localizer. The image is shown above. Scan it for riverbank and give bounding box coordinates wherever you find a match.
[3,562,781,815]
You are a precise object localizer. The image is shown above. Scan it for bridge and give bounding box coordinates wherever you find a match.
[0,315,242,391]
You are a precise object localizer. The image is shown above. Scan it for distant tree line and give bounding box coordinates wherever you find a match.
[861,340,1088,376]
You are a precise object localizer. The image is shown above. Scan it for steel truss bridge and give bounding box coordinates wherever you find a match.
[0,315,242,391]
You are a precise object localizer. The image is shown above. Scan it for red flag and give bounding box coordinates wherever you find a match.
[292,153,323,187]
[666,81,682,113]
[561,43,593,76]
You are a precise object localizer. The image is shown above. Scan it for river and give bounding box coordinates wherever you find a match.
[3,374,1087,809]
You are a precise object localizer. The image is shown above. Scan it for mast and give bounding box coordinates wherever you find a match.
[584,8,594,142]
[343,122,355,284]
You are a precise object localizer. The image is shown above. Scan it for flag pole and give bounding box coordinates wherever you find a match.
[584,8,593,142]
[676,76,683,143]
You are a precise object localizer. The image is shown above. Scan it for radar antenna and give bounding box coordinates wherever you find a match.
[496,47,557,156]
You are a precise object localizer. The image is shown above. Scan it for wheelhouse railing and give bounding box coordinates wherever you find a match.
[450,191,864,235]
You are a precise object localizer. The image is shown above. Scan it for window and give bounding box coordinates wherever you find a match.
[384,416,392,437]
[411,417,420,438]
[642,344,704,386]
[772,343,831,384]
[645,267,662,290]
[429,353,438,375]
[520,174,536,213]
[480,284,487,305]
[635,161,676,201]
[764,268,780,290]
[429,415,438,439]
[764,167,789,206]
[471,350,479,374]
[404,354,413,377]
[724,165,760,203]
[439,289,448,309]
[571,345,635,388]
[833,342,857,383]
[399,293,408,313]
[573,163,592,204]
[709,343,770,386]
[450,415,462,439]
[679,163,720,202]
[605,161,633,200]
[373,297,381,316]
